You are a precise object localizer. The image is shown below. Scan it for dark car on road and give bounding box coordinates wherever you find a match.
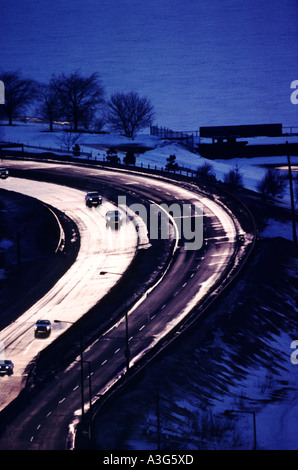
[34,319,52,337]
[0,360,14,376]
[0,168,9,179]
[85,191,102,207]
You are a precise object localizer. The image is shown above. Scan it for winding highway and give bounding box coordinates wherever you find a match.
[0,174,141,412]
[0,159,253,449]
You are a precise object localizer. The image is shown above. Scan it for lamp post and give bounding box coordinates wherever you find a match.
[54,319,85,420]
[99,270,130,372]
[78,359,92,419]
[224,409,257,450]
[124,310,130,372]
[286,142,297,244]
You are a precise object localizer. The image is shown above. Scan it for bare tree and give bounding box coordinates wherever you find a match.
[105,91,155,138]
[56,129,83,152]
[36,82,60,132]
[0,71,36,125]
[51,70,104,131]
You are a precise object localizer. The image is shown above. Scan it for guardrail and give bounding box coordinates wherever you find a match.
[74,167,258,449]
[0,146,257,450]
[43,204,66,254]
[1,141,92,158]
[0,146,204,182]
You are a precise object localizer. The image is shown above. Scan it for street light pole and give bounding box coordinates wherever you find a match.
[125,310,130,372]
[54,319,85,419]
[99,270,130,372]
[286,142,297,244]
[79,326,85,419]
[80,359,92,419]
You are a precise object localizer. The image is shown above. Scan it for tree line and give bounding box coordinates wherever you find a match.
[0,70,156,138]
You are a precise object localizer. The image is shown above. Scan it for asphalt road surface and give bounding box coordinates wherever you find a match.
[0,160,250,450]
[0,175,141,412]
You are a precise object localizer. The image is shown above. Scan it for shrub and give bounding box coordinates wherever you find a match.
[257,168,287,198]
[166,154,179,172]
[72,143,81,156]
[197,162,216,182]
[223,165,243,188]
[123,150,136,165]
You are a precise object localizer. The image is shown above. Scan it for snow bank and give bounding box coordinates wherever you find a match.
[2,121,297,235]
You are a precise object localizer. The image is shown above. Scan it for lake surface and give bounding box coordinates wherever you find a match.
[1,0,298,130]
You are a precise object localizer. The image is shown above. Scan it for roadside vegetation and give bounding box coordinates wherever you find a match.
[257,168,287,199]
[0,69,155,138]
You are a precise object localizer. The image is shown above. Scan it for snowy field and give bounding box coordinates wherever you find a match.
[1,121,298,242]
[91,239,298,451]
[1,0,297,451]
[1,122,298,450]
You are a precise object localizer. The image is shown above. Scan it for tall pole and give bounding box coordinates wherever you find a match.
[287,142,297,244]
[83,360,92,419]
[79,328,85,419]
[125,311,130,372]
[54,320,85,419]
[99,272,131,372]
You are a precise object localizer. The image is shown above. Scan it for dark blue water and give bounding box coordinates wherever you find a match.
[1,0,298,129]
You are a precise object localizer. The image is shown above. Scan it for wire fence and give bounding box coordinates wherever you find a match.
[150,125,196,149]
[2,141,93,158]
[1,142,200,179]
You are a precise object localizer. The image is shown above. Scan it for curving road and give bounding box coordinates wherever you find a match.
[0,159,251,449]
[0,176,142,411]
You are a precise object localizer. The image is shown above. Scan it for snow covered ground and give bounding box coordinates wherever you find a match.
[1,122,298,450]
[1,121,298,241]
[2,122,298,184]
[92,238,298,450]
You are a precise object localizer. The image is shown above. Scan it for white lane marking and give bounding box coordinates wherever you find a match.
[23,341,36,355]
